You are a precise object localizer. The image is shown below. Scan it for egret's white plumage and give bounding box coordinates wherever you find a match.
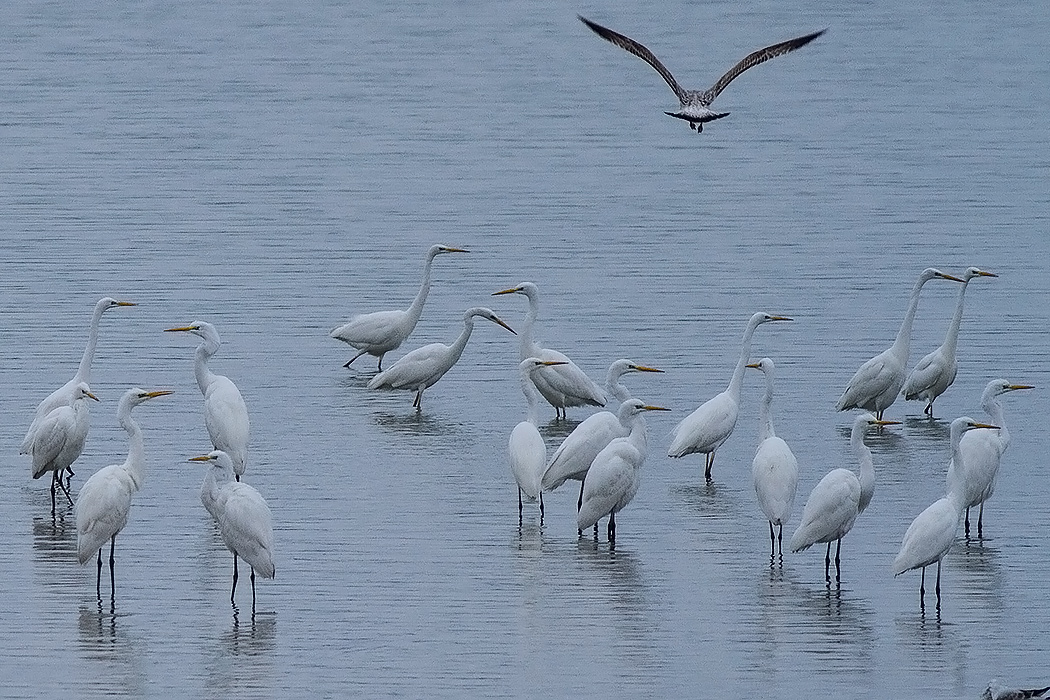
[836,268,964,419]
[330,244,468,370]
[982,679,1050,700]
[746,358,798,558]
[577,400,670,542]
[509,358,567,517]
[893,417,999,602]
[31,382,99,513]
[790,413,898,581]
[946,380,1033,536]
[902,267,997,416]
[166,321,250,480]
[190,450,275,609]
[668,312,792,479]
[367,307,516,409]
[492,282,605,418]
[75,388,172,596]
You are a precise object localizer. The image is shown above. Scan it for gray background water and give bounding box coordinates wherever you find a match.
[2,0,1048,697]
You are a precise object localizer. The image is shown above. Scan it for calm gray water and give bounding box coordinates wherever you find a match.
[2,0,1049,697]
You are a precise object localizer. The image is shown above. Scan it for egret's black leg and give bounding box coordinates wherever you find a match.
[96,549,103,599]
[977,502,985,538]
[935,560,942,598]
[920,565,926,598]
[964,507,971,537]
[251,568,257,613]
[835,539,842,582]
[768,522,776,559]
[518,488,523,522]
[608,512,615,543]
[824,542,832,583]
[539,492,544,522]
[109,537,116,595]
[232,554,239,604]
[50,473,58,514]
[705,453,714,481]
[593,521,598,540]
[377,355,384,371]
[777,523,784,561]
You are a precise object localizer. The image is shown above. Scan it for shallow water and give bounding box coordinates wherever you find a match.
[2,0,1049,697]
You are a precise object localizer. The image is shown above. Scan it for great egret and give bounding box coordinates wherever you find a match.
[668,312,792,479]
[330,244,469,370]
[577,400,670,542]
[541,360,663,504]
[491,282,605,418]
[367,307,516,409]
[31,382,99,513]
[189,450,275,610]
[578,16,824,133]
[836,268,964,420]
[790,413,899,582]
[946,380,1034,536]
[165,321,251,481]
[509,358,568,519]
[902,267,997,416]
[75,388,173,597]
[982,679,1050,700]
[746,358,798,559]
[893,417,999,603]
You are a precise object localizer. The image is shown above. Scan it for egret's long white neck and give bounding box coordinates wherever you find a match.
[520,368,543,425]
[982,395,1009,451]
[606,365,633,405]
[517,289,543,361]
[76,301,108,383]
[194,337,220,395]
[727,317,763,399]
[405,249,439,327]
[625,413,649,455]
[890,275,931,361]
[940,279,972,357]
[757,371,776,442]
[851,422,876,514]
[446,315,478,372]
[118,399,146,491]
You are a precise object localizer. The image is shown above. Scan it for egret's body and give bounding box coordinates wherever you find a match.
[747,358,798,558]
[31,383,99,513]
[577,400,670,541]
[75,388,172,597]
[946,380,1033,536]
[21,297,136,455]
[790,413,898,582]
[492,282,605,419]
[836,268,964,420]
[330,245,468,370]
[982,679,1050,700]
[893,417,999,602]
[368,307,515,409]
[509,359,567,518]
[190,450,275,610]
[903,267,997,416]
[668,312,792,479]
[579,16,824,132]
[166,322,250,480]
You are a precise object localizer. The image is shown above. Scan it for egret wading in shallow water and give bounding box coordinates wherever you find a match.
[902,267,997,416]
[982,679,1050,700]
[746,358,798,560]
[75,388,172,598]
[541,360,663,512]
[946,380,1033,537]
[578,15,824,133]
[509,358,568,520]
[577,400,670,543]
[836,268,964,420]
[330,244,469,370]
[367,307,515,409]
[31,382,99,514]
[790,413,899,583]
[166,321,250,481]
[190,450,275,611]
[492,282,605,419]
[668,312,792,480]
[893,417,999,605]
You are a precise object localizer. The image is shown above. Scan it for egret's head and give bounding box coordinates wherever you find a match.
[467,307,516,335]
[188,450,235,471]
[97,297,137,313]
[73,382,100,403]
[430,244,469,257]
[745,357,775,374]
[962,267,997,282]
[855,412,900,430]
[122,387,174,409]
[520,357,568,373]
[491,281,538,299]
[618,398,672,418]
[984,379,1034,400]
[919,268,965,284]
[164,320,219,342]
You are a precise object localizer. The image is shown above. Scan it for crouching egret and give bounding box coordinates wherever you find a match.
[893,417,999,604]
[31,382,99,513]
[836,268,963,420]
[492,282,605,418]
[190,450,275,610]
[746,358,798,559]
[368,307,515,409]
[330,244,469,370]
[509,358,568,520]
[75,388,172,597]
[668,312,792,480]
[577,400,670,542]
[982,679,1050,700]
[946,380,1033,537]
[902,267,997,416]
[790,413,899,583]
[166,321,250,481]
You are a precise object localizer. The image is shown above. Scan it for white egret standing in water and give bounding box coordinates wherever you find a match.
[668,312,792,480]
[902,267,997,416]
[836,268,964,419]
[166,321,250,481]
[31,382,99,513]
[981,679,1050,700]
[509,358,567,520]
[790,413,899,583]
[946,380,1034,536]
[368,307,515,409]
[189,450,275,611]
[330,244,469,370]
[75,388,173,597]
[893,417,999,605]
[492,282,605,418]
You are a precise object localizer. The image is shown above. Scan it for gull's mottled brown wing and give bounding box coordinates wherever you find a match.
[579,16,688,105]
[705,29,825,103]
